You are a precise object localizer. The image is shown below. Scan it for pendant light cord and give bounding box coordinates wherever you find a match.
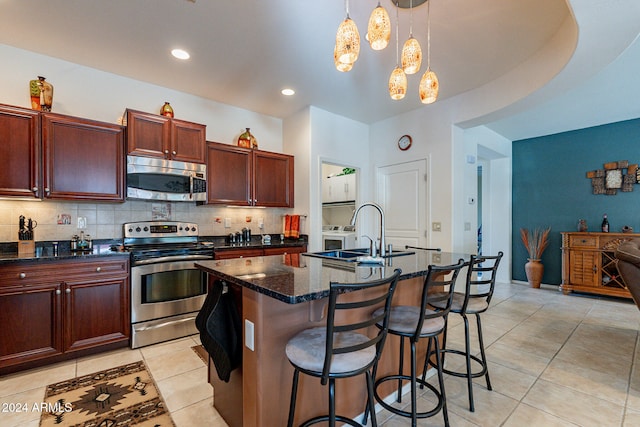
[409,0,414,37]
[395,1,400,66]
[427,0,431,69]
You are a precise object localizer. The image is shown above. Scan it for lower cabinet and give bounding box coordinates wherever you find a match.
[214,245,307,260]
[0,256,130,374]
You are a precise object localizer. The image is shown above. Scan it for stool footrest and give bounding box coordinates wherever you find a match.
[435,348,488,379]
[300,415,362,427]
[374,375,444,419]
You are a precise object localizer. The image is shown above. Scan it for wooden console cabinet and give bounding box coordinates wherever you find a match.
[560,232,637,298]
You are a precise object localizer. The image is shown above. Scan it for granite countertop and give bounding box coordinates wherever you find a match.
[0,244,130,264]
[195,250,470,304]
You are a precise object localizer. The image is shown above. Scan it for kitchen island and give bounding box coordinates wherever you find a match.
[195,250,469,427]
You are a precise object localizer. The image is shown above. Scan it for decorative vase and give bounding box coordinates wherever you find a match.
[160,102,174,118]
[29,76,53,111]
[577,219,587,232]
[524,259,544,288]
[238,128,257,149]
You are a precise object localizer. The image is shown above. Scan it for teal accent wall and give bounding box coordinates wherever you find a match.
[512,118,640,285]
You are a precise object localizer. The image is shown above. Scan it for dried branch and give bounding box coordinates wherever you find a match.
[520,227,551,260]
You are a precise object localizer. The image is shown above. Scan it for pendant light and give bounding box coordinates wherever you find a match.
[389,2,407,100]
[334,45,354,72]
[419,0,439,103]
[335,0,360,67]
[367,2,391,51]
[401,0,422,74]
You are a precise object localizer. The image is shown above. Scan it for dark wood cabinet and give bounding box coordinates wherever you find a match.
[0,104,125,202]
[0,257,130,374]
[253,150,294,207]
[205,141,294,207]
[42,113,125,201]
[0,104,41,198]
[126,109,206,163]
[214,245,307,260]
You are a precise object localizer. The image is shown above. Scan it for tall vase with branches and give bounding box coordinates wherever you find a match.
[520,227,551,288]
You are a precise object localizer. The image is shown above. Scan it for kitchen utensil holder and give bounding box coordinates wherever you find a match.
[18,240,35,256]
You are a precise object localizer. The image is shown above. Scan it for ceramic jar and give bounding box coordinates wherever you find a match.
[160,102,174,118]
[29,76,53,111]
[238,128,257,149]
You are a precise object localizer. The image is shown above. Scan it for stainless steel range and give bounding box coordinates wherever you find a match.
[124,221,213,348]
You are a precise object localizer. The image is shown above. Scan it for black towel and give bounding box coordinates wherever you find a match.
[195,280,242,382]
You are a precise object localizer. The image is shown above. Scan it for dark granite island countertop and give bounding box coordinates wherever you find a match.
[194,251,470,427]
[194,250,469,304]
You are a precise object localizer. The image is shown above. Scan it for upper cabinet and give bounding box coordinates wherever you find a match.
[205,141,294,207]
[322,173,356,204]
[125,109,206,164]
[0,104,41,198]
[42,113,125,201]
[0,104,124,202]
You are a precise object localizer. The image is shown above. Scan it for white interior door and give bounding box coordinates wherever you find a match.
[376,160,428,249]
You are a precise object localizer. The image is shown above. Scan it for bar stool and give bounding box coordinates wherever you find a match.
[370,260,465,427]
[426,252,503,412]
[285,269,402,427]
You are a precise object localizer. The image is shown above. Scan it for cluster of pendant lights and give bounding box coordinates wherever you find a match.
[334,0,439,104]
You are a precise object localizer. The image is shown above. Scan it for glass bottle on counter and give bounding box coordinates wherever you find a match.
[601,214,609,233]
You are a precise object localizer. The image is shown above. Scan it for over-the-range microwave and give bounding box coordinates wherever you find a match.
[126,155,207,202]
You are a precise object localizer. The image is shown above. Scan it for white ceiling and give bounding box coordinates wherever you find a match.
[1,0,639,140]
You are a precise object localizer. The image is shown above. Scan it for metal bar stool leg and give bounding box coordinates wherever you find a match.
[476,313,492,390]
[288,369,300,427]
[434,336,450,427]
[462,313,475,412]
[397,336,406,402]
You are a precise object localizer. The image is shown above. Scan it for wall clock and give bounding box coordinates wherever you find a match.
[398,134,412,151]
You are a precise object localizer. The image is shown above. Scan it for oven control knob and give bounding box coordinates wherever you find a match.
[191,227,197,232]
[179,226,183,231]
[136,227,141,232]
[144,227,149,231]
[128,228,133,233]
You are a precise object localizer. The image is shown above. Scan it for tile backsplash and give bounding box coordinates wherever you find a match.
[0,200,295,243]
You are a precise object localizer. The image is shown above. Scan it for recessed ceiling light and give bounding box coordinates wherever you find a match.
[281,88,295,96]
[171,49,190,60]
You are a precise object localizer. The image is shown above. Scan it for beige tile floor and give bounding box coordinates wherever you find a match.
[2,281,640,427]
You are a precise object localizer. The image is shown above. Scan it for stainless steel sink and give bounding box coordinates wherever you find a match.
[302,248,415,262]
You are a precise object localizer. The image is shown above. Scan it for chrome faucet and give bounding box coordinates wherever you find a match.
[350,202,386,257]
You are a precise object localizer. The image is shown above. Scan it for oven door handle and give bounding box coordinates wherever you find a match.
[135,315,197,332]
[189,175,194,200]
[134,254,212,265]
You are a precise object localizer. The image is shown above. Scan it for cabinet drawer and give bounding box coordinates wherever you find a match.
[214,249,264,260]
[569,236,598,248]
[62,258,129,279]
[0,257,129,285]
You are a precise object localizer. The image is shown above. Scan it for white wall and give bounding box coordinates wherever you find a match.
[0,44,293,242]
[0,44,283,150]
[286,106,370,251]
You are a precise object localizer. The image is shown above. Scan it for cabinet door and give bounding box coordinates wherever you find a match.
[64,275,130,353]
[42,113,125,201]
[568,250,599,287]
[0,105,41,198]
[344,173,356,201]
[0,283,63,369]
[253,150,294,207]
[171,119,206,163]
[126,109,170,158]
[206,142,252,205]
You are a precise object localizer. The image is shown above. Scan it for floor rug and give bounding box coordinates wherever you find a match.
[191,345,208,365]
[39,360,175,427]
